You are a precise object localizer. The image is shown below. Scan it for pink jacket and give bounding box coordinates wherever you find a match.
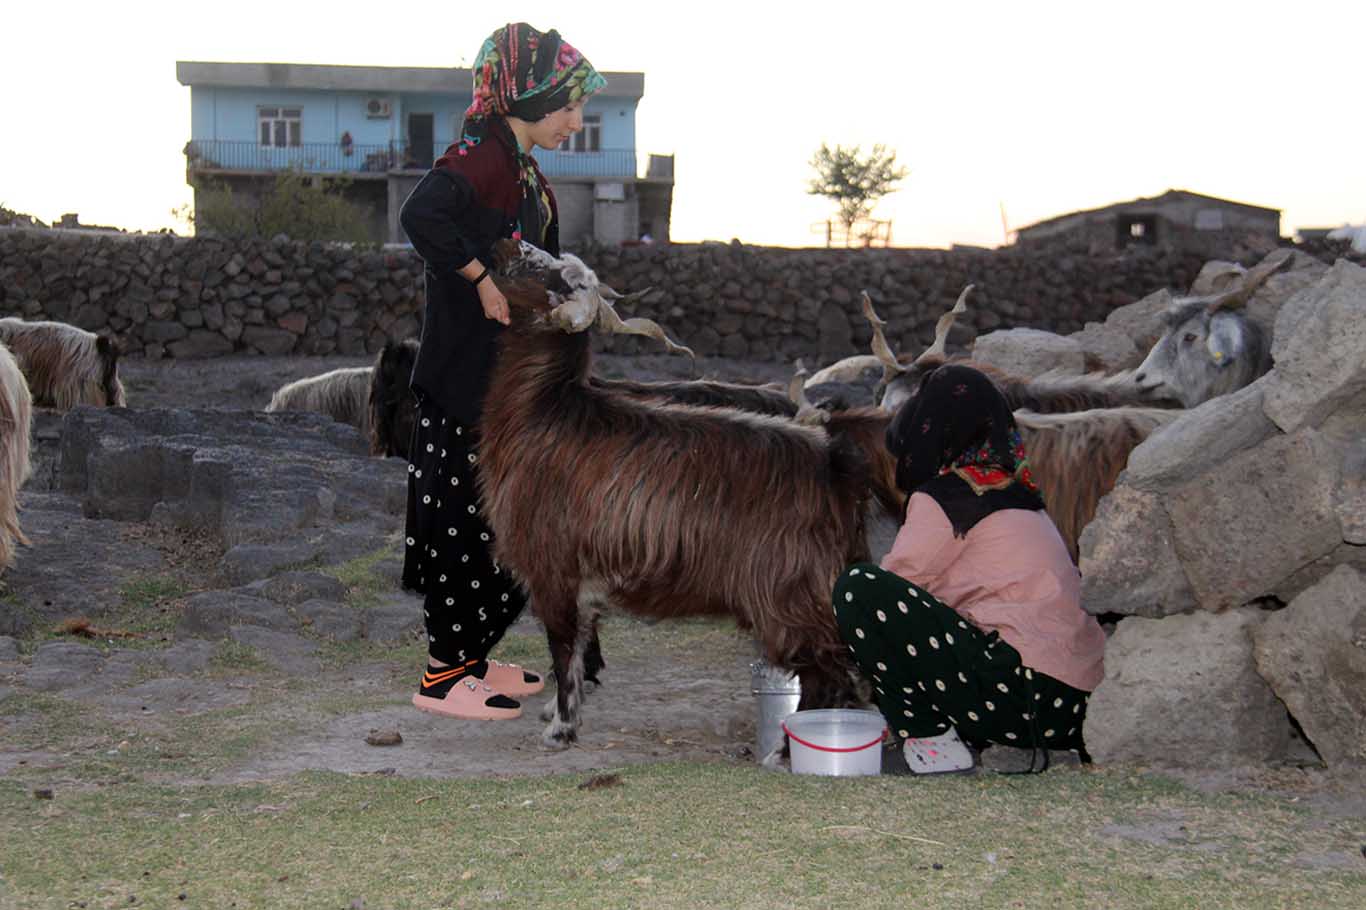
[880,492,1106,692]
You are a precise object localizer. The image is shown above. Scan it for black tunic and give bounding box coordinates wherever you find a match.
[398,123,559,425]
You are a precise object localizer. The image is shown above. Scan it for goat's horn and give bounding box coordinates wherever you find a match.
[1207,249,1293,312]
[861,291,905,374]
[912,284,973,365]
[596,299,695,359]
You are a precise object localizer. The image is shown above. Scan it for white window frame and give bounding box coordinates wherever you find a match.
[559,114,601,153]
[258,106,302,148]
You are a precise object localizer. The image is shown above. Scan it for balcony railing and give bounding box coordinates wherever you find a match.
[184,139,642,179]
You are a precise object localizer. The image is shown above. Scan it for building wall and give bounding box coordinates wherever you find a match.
[1018,197,1281,255]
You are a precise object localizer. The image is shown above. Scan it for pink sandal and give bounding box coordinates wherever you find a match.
[478,659,546,698]
[412,666,521,720]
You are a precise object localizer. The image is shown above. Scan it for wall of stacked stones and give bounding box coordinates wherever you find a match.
[0,226,1228,362]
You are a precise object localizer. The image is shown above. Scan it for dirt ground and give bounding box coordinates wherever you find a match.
[1,351,803,787]
[3,352,1363,821]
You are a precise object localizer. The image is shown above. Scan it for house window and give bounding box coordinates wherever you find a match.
[559,114,601,153]
[258,107,302,148]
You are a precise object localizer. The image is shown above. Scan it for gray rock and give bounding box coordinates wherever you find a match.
[167,330,235,359]
[176,591,294,639]
[228,625,320,674]
[1252,566,1366,767]
[1078,486,1197,617]
[971,328,1084,379]
[295,599,363,642]
[1122,378,1280,493]
[1335,438,1366,545]
[241,326,298,355]
[158,639,217,675]
[0,636,17,662]
[1068,322,1142,372]
[1264,260,1366,433]
[20,641,107,691]
[1100,288,1173,352]
[1167,430,1344,610]
[256,571,348,606]
[363,594,422,644]
[1085,609,1293,767]
[219,543,320,587]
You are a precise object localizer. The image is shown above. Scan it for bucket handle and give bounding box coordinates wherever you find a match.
[781,720,887,754]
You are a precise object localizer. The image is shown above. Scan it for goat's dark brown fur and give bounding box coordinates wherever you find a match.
[590,375,798,416]
[477,276,869,747]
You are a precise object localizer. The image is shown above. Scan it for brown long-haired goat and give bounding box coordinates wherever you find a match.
[478,242,870,748]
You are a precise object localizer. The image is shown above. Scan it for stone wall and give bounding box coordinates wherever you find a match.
[2,225,1333,363]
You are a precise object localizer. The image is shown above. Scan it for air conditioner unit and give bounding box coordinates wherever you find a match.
[365,98,392,119]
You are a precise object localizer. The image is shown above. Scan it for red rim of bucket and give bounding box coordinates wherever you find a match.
[781,720,887,753]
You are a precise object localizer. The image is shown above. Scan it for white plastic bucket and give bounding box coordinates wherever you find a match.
[781,708,887,777]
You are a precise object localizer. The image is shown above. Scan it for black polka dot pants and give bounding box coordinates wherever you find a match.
[401,401,527,665]
[832,563,1089,751]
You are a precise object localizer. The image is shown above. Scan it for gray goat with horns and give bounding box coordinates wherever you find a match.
[1132,249,1294,407]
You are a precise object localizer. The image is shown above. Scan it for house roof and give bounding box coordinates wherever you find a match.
[176,61,645,99]
[1014,189,1281,234]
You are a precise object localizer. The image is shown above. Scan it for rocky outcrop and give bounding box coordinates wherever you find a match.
[1085,610,1294,767]
[1252,566,1366,768]
[56,407,406,582]
[1082,259,1366,769]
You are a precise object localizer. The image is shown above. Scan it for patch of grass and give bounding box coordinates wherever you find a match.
[321,543,400,608]
[208,640,274,675]
[0,691,120,755]
[0,765,1361,909]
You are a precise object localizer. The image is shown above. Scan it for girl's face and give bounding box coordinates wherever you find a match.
[526,99,586,151]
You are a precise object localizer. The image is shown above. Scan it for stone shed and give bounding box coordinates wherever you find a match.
[1014,189,1281,258]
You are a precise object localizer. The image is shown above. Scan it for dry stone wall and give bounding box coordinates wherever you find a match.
[2,226,1238,363]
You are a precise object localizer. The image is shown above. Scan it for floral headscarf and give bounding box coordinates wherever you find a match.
[450,23,605,247]
[885,364,1045,536]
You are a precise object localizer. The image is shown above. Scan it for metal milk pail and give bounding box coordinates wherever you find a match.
[750,659,801,761]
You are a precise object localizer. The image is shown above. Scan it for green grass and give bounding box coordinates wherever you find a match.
[0,764,1360,910]
[320,542,402,609]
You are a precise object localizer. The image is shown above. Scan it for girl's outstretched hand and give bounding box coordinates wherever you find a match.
[478,278,510,325]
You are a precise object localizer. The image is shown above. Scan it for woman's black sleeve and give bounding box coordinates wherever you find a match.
[399,169,481,274]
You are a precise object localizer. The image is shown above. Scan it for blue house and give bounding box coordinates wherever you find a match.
[176,61,674,246]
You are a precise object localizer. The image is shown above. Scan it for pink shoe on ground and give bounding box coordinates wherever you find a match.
[412,666,521,720]
[478,659,545,698]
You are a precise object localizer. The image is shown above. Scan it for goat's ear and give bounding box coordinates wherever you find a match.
[1206,312,1246,368]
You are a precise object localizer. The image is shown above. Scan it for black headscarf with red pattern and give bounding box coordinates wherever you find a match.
[885,364,1045,536]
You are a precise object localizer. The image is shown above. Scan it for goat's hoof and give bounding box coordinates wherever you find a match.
[541,723,577,751]
[538,698,557,723]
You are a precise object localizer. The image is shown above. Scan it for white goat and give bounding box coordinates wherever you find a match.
[0,318,126,409]
[0,341,33,570]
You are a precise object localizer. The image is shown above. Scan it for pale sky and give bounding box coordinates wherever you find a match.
[3,0,1362,248]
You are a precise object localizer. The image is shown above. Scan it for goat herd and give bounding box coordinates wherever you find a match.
[0,241,1291,748]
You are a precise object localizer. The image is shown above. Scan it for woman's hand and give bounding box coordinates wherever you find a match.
[477,277,510,325]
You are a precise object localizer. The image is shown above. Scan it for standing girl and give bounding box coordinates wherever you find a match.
[399,23,605,719]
